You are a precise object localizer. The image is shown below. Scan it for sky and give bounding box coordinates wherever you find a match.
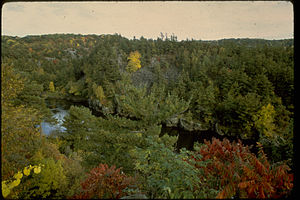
[1,1,294,41]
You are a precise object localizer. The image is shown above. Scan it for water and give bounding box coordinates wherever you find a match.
[40,98,258,152]
[41,107,68,135]
[41,99,85,135]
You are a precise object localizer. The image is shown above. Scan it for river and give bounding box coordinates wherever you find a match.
[41,98,200,150]
[41,99,84,135]
[41,98,257,152]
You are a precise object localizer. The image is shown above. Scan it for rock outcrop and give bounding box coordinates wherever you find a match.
[88,99,114,115]
[165,115,210,132]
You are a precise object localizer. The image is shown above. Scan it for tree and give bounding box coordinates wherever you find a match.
[1,65,42,180]
[126,51,142,72]
[92,83,106,104]
[49,81,55,92]
[253,103,276,137]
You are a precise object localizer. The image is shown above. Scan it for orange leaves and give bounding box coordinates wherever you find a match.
[73,163,136,199]
[189,138,293,199]
[238,181,249,189]
[216,184,235,199]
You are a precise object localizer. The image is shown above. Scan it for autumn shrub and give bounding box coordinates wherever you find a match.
[73,163,137,199]
[17,158,68,199]
[2,164,43,198]
[190,138,293,199]
[33,137,85,198]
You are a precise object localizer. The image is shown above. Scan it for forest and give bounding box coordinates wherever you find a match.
[1,33,294,199]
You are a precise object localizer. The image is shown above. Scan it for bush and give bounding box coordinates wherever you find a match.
[16,158,68,199]
[134,137,208,199]
[73,163,137,199]
[190,138,293,198]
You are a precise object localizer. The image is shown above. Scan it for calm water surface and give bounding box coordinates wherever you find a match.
[41,99,84,135]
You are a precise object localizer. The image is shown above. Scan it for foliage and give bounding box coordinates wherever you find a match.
[67,80,85,96]
[1,64,43,180]
[61,104,178,173]
[1,64,24,103]
[73,163,137,199]
[126,51,142,72]
[253,103,276,137]
[115,81,190,126]
[17,158,68,199]
[1,34,294,199]
[258,117,293,166]
[60,105,98,152]
[215,88,262,139]
[190,138,293,198]
[133,137,206,199]
[92,83,106,104]
[2,164,43,198]
[49,81,55,92]
[34,136,86,198]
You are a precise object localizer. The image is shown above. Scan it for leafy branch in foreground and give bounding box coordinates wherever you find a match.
[2,164,43,198]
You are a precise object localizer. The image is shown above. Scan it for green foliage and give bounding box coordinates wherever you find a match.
[216,90,261,139]
[115,81,190,126]
[89,117,180,173]
[61,105,97,152]
[1,34,294,199]
[16,80,45,106]
[258,118,293,166]
[92,83,106,103]
[18,158,68,199]
[34,136,86,198]
[1,64,25,103]
[67,80,85,96]
[61,104,178,173]
[1,64,43,180]
[133,137,204,199]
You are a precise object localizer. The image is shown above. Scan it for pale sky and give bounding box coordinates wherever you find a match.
[1,1,294,41]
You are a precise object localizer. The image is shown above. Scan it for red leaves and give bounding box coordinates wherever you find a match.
[189,137,293,199]
[73,163,136,199]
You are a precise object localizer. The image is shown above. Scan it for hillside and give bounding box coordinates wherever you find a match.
[1,34,294,199]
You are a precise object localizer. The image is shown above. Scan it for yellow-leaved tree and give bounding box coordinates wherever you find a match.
[126,51,142,72]
[253,103,276,137]
[49,81,55,92]
[92,83,106,104]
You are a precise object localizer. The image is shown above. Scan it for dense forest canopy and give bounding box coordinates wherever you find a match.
[1,33,294,199]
